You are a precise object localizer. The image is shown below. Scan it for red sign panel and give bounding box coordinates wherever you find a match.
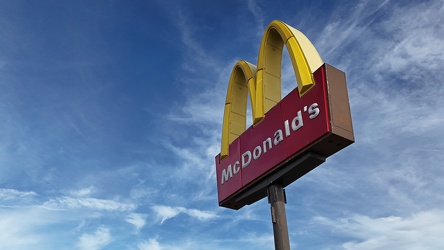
[215,64,354,209]
[216,65,326,204]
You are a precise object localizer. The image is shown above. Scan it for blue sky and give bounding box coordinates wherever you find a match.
[1,0,443,249]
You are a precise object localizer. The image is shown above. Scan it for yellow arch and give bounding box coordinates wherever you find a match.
[221,60,257,159]
[220,20,323,159]
[256,20,324,117]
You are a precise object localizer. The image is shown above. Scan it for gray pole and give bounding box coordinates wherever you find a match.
[268,183,291,250]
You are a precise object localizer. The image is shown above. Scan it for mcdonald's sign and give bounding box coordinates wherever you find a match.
[215,20,354,209]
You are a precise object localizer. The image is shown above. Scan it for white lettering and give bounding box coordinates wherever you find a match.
[242,151,252,168]
[233,161,240,174]
[274,129,284,145]
[253,146,262,160]
[284,120,291,137]
[221,165,233,184]
[309,103,320,119]
[221,101,323,185]
[292,110,304,131]
[263,137,272,153]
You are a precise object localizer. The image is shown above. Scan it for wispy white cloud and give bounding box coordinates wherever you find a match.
[135,231,274,250]
[0,188,37,200]
[152,205,184,224]
[316,0,444,85]
[231,204,268,224]
[168,5,219,75]
[138,238,163,250]
[376,0,443,76]
[274,0,444,247]
[184,208,218,221]
[125,213,147,232]
[43,197,136,212]
[152,205,218,224]
[246,0,265,37]
[158,64,236,201]
[314,210,444,249]
[315,0,392,60]
[310,0,444,150]
[240,232,274,249]
[0,195,138,249]
[68,186,96,197]
[0,207,43,249]
[129,184,158,200]
[0,205,67,249]
[76,226,112,250]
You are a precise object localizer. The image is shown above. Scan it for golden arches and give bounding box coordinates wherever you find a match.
[220,20,323,159]
[221,60,257,158]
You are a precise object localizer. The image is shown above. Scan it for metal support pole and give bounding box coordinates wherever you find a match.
[268,183,290,250]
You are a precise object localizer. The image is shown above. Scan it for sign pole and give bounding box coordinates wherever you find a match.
[268,183,291,250]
